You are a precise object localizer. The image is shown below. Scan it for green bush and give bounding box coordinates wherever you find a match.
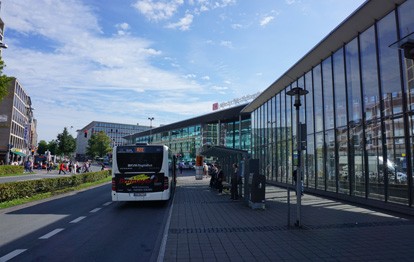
[0,165,24,176]
[0,170,111,202]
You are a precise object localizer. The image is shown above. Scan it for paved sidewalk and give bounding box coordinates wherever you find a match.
[164,176,414,261]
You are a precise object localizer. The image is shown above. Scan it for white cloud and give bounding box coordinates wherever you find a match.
[133,0,235,29]
[212,85,228,91]
[184,74,197,79]
[166,14,194,31]
[220,41,233,48]
[1,0,204,141]
[260,16,274,27]
[201,76,210,81]
[231,23,243,29]
[132,0,184,21]
[115,22,131,36]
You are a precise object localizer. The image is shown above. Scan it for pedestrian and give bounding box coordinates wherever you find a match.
[101,162,105,171]
[24,160,30,172]
[72,161,77,174]
[59,162,67,175]
[179,162,183,175]
[76,161,81,173]
[203,163,208,178]
[209,164,217,189]
[230,163,239,200]
[216,164,224,195]
[83,161,90,173]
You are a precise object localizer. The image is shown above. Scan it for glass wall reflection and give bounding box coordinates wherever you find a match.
[252,1,414,207]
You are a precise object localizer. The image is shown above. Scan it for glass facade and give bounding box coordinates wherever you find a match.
[134,119,251,161]
[251,1,414,208]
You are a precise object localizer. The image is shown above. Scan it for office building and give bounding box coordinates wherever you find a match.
[75,121,151,160]
[0,78,37,164]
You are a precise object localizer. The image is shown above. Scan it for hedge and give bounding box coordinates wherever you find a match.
[0,165,24,176]
[0,170,111,203]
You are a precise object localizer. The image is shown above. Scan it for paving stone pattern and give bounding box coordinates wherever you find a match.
[164,176,414,261]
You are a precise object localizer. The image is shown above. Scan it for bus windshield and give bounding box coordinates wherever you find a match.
[116,145,164,173]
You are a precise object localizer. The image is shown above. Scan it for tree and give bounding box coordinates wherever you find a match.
[37,140,48,155]
[56,127,76,157]
[47,140,58,156]
[0,57,13,102]
[86,131,112,159]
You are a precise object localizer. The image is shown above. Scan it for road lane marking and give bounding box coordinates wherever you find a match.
[103,202,112,206]
[70,216,86,223]
[157,198,175,262]
[90,208,101,213]
[0,249,27,262]
[39,228,65,239]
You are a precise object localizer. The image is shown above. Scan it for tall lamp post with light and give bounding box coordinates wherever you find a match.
[286,87,308,228]
[148,117,154,144]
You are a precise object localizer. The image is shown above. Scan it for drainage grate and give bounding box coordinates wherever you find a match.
[174,200,232,204]
[305,220,414,230]
[169,220,414,234]
[169,225,289,234]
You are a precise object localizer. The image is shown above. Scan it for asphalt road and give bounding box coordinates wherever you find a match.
[0,183,171,262]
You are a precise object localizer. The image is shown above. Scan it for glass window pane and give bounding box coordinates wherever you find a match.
[323,57,334,130]
[360,26,380,121]
[315,132,325,190]
[326,130,336,192]
[313,65,323,132]
[398,0,414,39]
[306,134,315,189]
[378,11,408,204]
[333,48,350,194]
[345,38,365,197]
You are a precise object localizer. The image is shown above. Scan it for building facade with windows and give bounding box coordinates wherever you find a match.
[124,104,251,162]
[0,78,37,164]
[242,0,414,215]
[75,121,151,160]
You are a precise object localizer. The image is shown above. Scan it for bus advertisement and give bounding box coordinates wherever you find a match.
[111,144,176,202]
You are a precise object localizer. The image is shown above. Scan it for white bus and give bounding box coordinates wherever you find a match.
[111,144,177,202]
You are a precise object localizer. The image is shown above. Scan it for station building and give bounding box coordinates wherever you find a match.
[242,0,414,215]
[124,104,251,162]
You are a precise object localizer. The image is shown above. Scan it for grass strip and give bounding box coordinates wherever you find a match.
[0,176,112,209]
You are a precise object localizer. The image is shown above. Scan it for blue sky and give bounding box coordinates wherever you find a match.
[1,0,364,142]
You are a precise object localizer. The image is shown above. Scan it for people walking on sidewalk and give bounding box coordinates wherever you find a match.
[203,163,208,178]
[216,164,224,195]
[209,164,218,189]
[59,162,67,175]
[231,163,239,200]
[83,161,90,173]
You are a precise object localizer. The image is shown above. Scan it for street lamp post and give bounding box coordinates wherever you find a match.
[148,117,154,128]
[286,87,308,228]
[148,117,154,144]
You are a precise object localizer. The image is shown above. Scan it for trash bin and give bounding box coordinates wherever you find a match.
[195,166,203,180]
[247,159,265,210]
